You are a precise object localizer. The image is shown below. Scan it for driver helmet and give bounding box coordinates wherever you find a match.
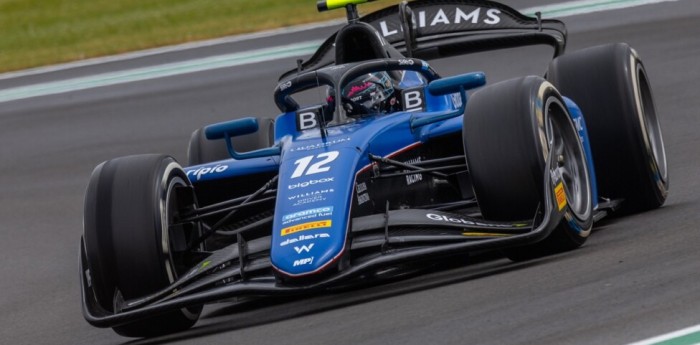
[341,72,398,116]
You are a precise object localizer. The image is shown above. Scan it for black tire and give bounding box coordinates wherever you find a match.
[187,117,274,165]
[547,43,668,213]
[463,76,593,260]
[83,154,201,337]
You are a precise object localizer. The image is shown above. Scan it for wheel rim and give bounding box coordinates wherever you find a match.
[635,64,668,187]
[160,162,201,319]
[162,175,186,281]
[545,98,592,222]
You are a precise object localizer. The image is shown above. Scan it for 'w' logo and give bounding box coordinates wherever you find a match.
[294,243,314,254]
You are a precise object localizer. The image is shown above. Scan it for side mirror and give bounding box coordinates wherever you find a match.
[410,72,486,129]
[205,117,258,140]
[427,72,486,96]
[204,117,280,159]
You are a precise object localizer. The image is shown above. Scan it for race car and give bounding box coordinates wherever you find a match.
[79,0,669,337]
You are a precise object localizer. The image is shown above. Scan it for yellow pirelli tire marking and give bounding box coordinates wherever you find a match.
[555,182,567,211]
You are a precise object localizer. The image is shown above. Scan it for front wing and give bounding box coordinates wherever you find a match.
[80,170,564,328]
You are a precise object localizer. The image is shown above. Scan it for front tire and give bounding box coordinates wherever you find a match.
[463,76,593,260]
[83,154,201,337]
[547,43,668,213]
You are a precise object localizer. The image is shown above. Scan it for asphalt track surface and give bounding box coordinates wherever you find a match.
[1,1,699,344]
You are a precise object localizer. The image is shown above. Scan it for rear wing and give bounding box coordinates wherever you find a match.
[282,0,567,79]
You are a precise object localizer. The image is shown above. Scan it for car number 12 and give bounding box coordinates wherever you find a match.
[291,151,339,178]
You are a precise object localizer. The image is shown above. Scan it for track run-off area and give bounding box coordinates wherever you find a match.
[1,0,699,344]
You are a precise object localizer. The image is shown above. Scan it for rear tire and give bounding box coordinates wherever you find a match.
[187,117,274,165]
[463,76,593,260]
[83,154,201,337]
[547,43,668,213]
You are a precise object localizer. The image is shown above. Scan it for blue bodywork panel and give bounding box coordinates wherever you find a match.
[183,71,599,276]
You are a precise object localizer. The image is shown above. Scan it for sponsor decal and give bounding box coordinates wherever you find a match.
[406,173,422,185]
[280,232,330,247]
[293,257,314,267]
[287,190,335,199]
[293,196,325,206]
[186,164,228,181]
[356,182,369,205]
[426,213,516,228]
[288,177,334,190]
[378,7,502,38]
[398,59,415,66]
[288,189,334,206]
[290,137,351,152]
[282,206,333,225]
[357,193,370,205]
[294,243,314,254]
[403,157,423,186]
[555,182,567,211]
[279,80,292,91]
[281,220,332,236]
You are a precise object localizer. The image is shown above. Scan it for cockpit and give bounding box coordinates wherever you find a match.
[273,59,440,128]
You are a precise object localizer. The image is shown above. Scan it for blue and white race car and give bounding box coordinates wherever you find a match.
[80,0,668,337]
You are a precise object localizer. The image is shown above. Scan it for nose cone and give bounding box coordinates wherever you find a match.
[270,139,359,277]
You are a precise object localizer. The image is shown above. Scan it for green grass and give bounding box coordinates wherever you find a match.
[0,0,391,73]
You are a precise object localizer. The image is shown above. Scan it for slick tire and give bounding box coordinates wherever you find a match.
[188,117,274,165]
[463,76,593,260]
[83,154,201,337]
[547,43,668,213]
